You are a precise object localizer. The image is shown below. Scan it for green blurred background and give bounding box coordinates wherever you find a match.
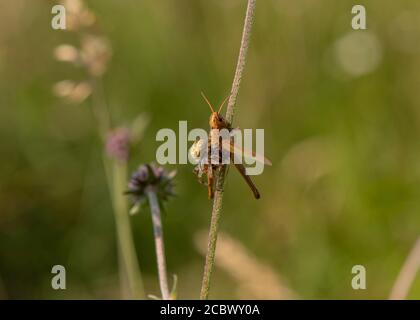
[1,0,420,299]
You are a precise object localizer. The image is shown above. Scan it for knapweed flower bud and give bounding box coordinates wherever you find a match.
[126,164,176,214]
[106,128,131,162]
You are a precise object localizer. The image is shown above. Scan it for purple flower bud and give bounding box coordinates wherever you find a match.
[135,165,149,182]
[153,166,164,178]
[128,165,148,192]
[106,127,131,162]
[126,163,176,209]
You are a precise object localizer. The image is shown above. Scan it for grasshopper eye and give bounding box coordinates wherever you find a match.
[217,114,226,124]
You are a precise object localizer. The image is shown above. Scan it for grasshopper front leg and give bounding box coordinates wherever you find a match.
[207,164,214,199]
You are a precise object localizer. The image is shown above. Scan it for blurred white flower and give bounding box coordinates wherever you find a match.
[62,0,83,14]
[53,80,76,97]
[80,35,112,77]
[54,44,79,63]
[70,81,92,103]
[53,80,92,103]
[61,0,96,31]
[333,31,382,77]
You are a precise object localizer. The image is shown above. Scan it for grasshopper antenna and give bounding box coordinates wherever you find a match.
[201,91,215,113]
[218,94,230,114]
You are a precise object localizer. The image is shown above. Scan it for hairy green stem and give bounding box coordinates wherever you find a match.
[111,161,145,299]
[199,168,227,299]
[200,0,257,300]
[146,187,170,300]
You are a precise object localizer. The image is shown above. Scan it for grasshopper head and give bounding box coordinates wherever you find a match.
[201,92,230,129]
[209,112,228,129]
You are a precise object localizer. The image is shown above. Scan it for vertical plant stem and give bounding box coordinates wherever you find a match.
[389,237,420,300]
[91,77,112,139]
[90,75,145,299]
[225,0,257,124]
[111,161,145,299]
[200,170,226,299]
[200,0,257,300]
[146,187,170,300]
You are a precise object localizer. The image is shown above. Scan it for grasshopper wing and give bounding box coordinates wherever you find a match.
[220,130,272,166]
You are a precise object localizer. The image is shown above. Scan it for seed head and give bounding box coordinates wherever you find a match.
[126,164,176,214]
